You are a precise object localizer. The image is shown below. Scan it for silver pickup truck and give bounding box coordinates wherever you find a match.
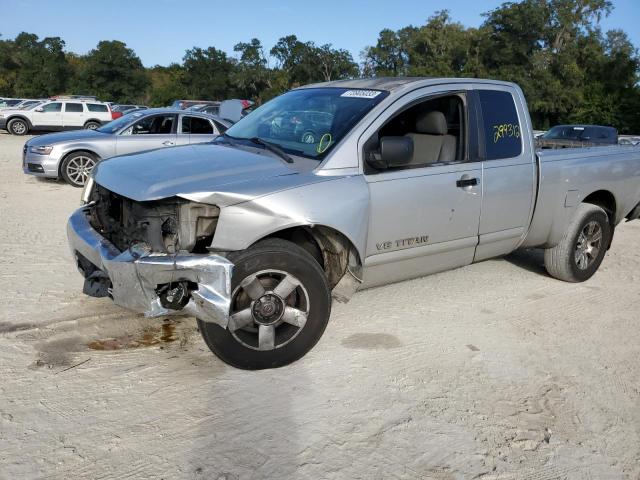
[67,78,640,369]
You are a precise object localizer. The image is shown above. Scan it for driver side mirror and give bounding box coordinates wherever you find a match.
[366,136,414,170]
[35,107,44,112]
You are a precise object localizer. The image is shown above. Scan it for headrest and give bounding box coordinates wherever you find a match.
[415,111,448,135]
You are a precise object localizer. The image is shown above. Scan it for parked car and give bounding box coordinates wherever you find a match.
[67,78,640,369]
[111,104,148,119]
[23,108,231,187]
[0,98,26,109]
[536,124,618,149]
[15,100,47,110]
[170,99,220,110]
[618,136,640,146]
[1,99,114,135]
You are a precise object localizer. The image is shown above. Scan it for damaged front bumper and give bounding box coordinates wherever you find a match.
[66,207,233,327]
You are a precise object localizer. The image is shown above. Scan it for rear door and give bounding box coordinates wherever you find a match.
[31,102,63,128]
[63,102,86,128]
[180,115,218,145]
[115,114,178,155]
[473,86,536,261]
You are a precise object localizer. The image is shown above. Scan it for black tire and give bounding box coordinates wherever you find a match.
[198,238,331,370]
[60,151,97,187]
[544,203,611,282]
[8,118,28,135]
[84,121,100,130]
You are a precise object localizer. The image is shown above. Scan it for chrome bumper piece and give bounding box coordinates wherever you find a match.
[66,207,233,327]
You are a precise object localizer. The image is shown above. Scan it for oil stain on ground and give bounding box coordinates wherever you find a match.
[341,333,402,350]
[87,321,177,351]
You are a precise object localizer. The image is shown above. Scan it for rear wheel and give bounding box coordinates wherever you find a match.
[544,203,611,282]
[198,238,331,369]
[84,121,100,130]
[8,118,28,135]
[60,151,97,187]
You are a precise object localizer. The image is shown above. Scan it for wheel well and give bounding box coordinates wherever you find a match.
[583,190,616,224]
[7,115,32,129]
[58,149,100,177]
[262,225,362,289]
[84,119,101,126]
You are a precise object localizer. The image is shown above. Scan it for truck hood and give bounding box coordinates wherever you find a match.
[92,143,331,205]
[27,129,105,146]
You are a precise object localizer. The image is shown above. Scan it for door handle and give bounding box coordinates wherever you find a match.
[456,177,478,188]
[162,141,175,146]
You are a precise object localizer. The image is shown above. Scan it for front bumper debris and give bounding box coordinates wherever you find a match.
[67,207,233,327]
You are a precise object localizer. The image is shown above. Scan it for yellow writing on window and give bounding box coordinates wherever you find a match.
[493,123,520,143]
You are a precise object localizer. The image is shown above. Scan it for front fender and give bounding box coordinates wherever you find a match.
[209,175,370,260]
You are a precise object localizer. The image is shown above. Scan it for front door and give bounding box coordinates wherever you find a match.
[31,102,63,128]
[361,89,483,288]
[115,114,177,156]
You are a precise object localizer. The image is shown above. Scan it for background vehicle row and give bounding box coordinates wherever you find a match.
[23,108,232,186]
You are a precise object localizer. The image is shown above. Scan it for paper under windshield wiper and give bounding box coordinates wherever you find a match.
[248,137,294,164]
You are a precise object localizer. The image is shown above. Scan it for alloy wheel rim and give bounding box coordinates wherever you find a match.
[13,122,26,134]
[228,269,309,351]
[66,156,95,186]
[574,220,602,270]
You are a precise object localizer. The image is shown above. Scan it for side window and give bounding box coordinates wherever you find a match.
[129,115,175,135]
[42,102,62,113]
[87,104,108,113]
[478,90,522,160]
[365,94,466,172]
[182,116,214,134]
[65,103,84,113]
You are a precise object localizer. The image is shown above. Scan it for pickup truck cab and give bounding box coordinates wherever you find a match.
[67,78,640,369]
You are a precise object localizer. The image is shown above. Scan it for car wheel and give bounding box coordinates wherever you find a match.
[8,118,28,135]
[60,151,97,187]
[84,121,100,130]
[301,131,316,144]
[198,238,331,370]
[544,203,611,282]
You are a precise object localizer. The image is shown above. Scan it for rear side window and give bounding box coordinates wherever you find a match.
[182,116,214,134]
[87,103,108,113]
[213,120,228,133]
[478,90,522,160]
[65,103,84,113]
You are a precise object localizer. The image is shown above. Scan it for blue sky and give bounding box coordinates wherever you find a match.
[1,0,638,67]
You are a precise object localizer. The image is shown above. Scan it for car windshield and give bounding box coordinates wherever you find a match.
[221,87,388,160]
[96,111,146,134]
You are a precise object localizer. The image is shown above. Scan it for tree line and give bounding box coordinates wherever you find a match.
[1,0,638,132]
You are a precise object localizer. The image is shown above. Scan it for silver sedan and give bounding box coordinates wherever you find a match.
[22,108,232,187]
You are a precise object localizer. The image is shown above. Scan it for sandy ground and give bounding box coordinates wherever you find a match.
[0,132,639,480]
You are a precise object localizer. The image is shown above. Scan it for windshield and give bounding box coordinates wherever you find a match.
[96,111,146,134]
[222,87,388,160]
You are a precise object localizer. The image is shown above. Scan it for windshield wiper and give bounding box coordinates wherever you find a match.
[248,137,293,163]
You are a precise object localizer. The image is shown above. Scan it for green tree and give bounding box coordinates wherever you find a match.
[10,32,69,97]
[182,46,233,100]
[232,38,271,102]
[78,40,148,102]
[146,63,188,106]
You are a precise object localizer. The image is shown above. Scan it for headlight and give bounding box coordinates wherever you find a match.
[81,177,94,205]
[29,145,53,155]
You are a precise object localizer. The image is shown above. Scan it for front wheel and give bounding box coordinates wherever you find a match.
[544,203,611,282]
[8,118,28,135]
[60,151,97,187]
[198,238,330,369]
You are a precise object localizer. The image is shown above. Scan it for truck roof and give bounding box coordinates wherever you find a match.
[300,77,517,92]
